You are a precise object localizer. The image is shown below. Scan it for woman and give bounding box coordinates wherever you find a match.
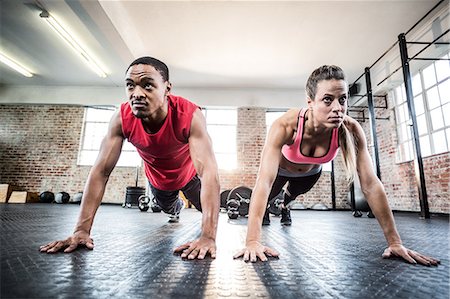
[234,65,440,266]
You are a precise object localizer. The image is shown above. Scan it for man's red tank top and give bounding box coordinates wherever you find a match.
[120,95,199,191]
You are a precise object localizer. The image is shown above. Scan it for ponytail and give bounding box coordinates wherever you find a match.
[338,121,357,184]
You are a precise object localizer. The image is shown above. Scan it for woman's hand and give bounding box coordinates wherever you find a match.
[233,241,279,262]
[382,243,440,266]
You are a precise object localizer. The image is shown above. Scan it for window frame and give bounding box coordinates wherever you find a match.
[78,106,142,167]
[393,53,450,163]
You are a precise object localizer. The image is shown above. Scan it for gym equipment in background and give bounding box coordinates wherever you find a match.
[39,191,54,203]
[72,192,82,204]
[55,192,70,204]
[349,175,374,218]
[123,166,146,208]
[138,195,162,213]
[220,189,231,210]
[123,186,146,208]
[268,191,284,216]
[226,186,252,219]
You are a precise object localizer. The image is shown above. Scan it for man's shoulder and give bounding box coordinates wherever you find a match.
[169,95,199,113]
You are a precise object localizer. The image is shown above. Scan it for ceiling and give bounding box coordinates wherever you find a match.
[0,0,447,107]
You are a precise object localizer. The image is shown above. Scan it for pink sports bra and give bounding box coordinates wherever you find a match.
[281,108,339,165]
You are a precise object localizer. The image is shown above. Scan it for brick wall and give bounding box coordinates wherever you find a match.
[1,103,448,213]
[0,105,147,204]
[358,95,449,213]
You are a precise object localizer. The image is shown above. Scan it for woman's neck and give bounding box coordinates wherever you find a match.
[304,109,331,137]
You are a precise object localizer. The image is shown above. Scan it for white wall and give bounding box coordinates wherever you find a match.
[0,85,307,109]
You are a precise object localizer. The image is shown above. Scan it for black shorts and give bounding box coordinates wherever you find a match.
[267,170,322,204]
[149,175,202,214]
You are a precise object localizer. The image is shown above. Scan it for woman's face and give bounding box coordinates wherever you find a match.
[308,79,348,128]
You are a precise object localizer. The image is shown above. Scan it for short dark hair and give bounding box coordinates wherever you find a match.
[126,56,169,81]
[306,65,346,99]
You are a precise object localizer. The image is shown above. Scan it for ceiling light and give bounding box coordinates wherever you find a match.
[39,10,107,78]
[0,52,34,77]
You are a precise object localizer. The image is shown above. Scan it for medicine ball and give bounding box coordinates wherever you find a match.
[55,192,70,204]
[39,191,54,203]
[72,192,83,204]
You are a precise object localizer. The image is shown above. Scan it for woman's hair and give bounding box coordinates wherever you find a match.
[306,65,357,183]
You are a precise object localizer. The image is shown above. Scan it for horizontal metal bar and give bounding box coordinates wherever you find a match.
[348,105,388,109]
[353,117,390,121]
[409,28,450,61]
[407,41,450,45]
[351,94,387,98]
[405,0,445,35]
[351,0,445,89]
[412,58,450,61]
[377,65,402,86]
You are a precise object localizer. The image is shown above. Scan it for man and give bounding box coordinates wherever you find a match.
[40,57,220,260]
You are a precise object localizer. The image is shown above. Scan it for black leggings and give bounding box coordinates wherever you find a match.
[267,170,322,207]
[149,175,202,214]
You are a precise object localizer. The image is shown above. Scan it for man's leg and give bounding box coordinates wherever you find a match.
[149,184,183,223]
[180,175,202,211]
[281,171,322,225]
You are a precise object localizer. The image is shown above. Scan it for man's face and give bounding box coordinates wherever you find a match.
[125,64,169,119]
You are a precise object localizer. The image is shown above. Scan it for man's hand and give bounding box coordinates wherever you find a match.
[382,243,440,266]
[233,241,279,262]
[174,236,216,260]
[39,230,94,253]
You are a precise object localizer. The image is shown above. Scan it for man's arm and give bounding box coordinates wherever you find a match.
[349,117,439,266]
[40,111,125,253]
[174,108,220,259]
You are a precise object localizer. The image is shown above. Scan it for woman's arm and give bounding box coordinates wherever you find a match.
[348,117,439,266]
[234,111,296,262]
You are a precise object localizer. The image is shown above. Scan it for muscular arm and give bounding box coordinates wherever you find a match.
[74,111,125,234]
[349,117,439,265]
[40,111,124,253]
[349,118,402,245]
[188,109,220,240]
[235,111,296,261]
[174,109,220,259]
[246,124,285,244]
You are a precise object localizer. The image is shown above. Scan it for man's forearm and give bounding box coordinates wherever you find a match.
[74,170,109,234]
[199,174,220,240]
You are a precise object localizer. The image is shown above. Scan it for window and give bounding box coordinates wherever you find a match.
[265,110,332,172]
[393,53,450,162]
[78,107,142,167]
[203,108,237,170]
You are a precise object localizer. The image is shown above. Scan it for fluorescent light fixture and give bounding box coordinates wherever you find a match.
[39,10,107,78]
[0,52,33,77]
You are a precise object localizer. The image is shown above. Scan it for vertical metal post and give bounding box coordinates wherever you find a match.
[350,182,356,211]
[331,161,336,210]
[398,33,430,219]
[365,67,381,179]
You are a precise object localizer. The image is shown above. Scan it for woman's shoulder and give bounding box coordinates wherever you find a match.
[278,108,300,125]
[342,114,366,142]
[268,109,300,145]
[343,114,361,130]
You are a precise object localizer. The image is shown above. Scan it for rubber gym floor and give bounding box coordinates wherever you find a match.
[1,204,448,299]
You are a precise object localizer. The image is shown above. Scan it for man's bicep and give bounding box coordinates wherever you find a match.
[188,110,217,175]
